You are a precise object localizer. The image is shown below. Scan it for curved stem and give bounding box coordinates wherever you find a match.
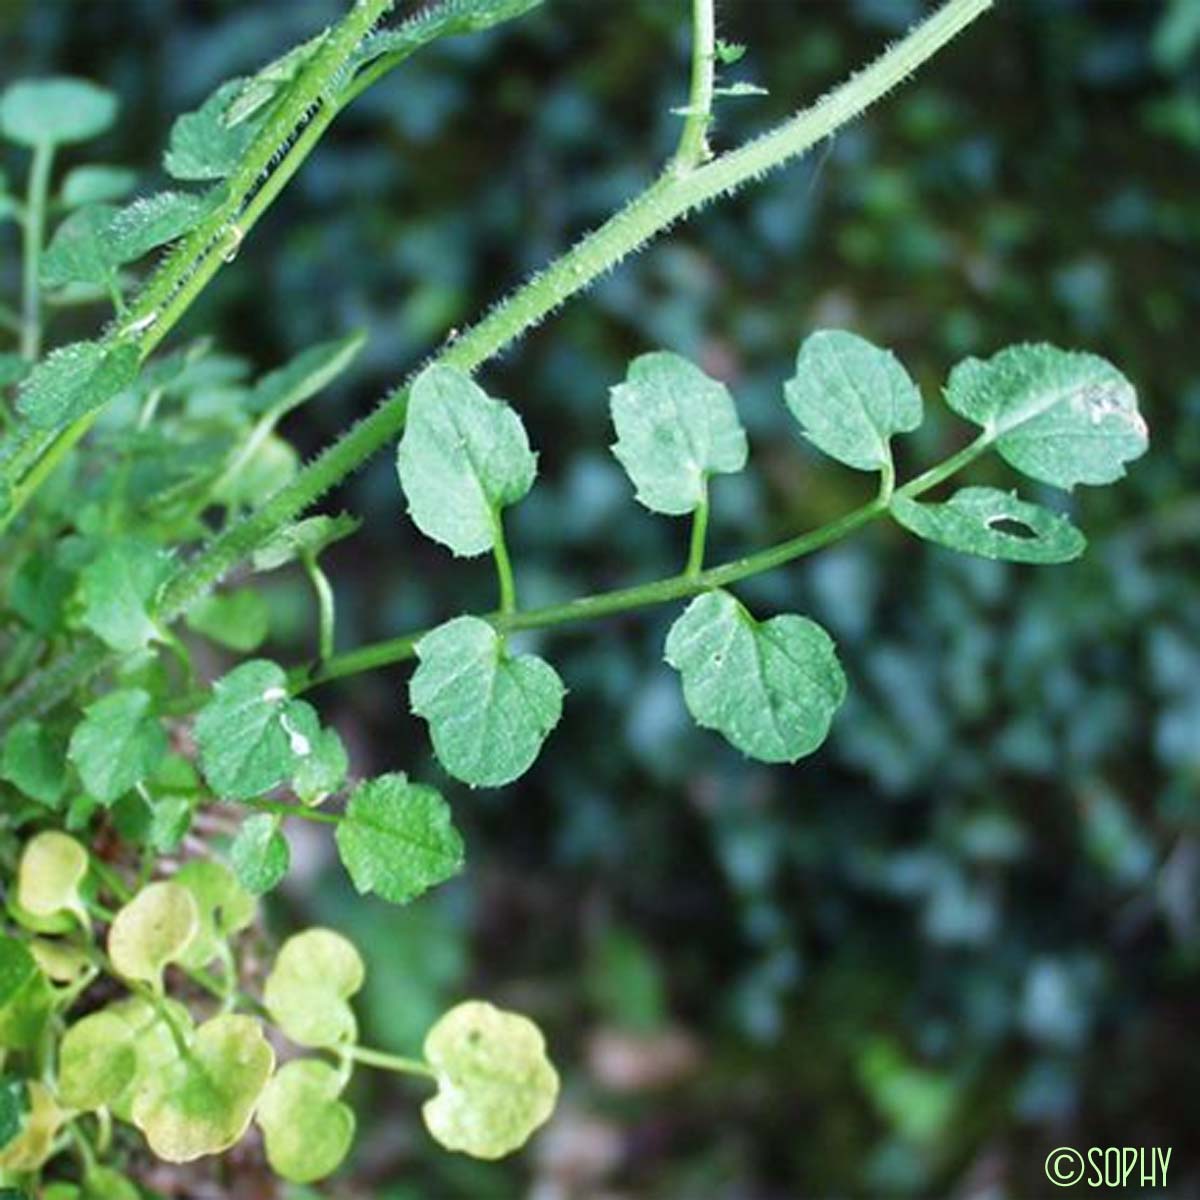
[303,554,337,662]
[672,0,717,172]
[155,0,991,625]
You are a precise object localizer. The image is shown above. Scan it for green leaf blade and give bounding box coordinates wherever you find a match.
[783,329,922,472]
[69,688,167,806]
[944,344,1147,490]
[336,773,464,904]
[396,364,536,557]
[665,590,846,763]
[0,78,117,147]
[410,617,564,787]
[610,351,747,515]
[891,486,1086,564]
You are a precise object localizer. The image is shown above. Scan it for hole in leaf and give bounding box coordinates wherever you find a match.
[986,517,1038,540]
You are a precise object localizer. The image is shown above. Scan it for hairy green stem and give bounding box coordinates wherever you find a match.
[672,0,716,171]
[21,143,53,360]
[157,0,991,623]
[0,0,396,530]
[0,0,992,731]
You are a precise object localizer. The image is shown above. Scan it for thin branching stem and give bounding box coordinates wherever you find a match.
[0,0,993,732]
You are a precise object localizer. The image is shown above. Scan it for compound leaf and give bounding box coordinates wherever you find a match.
[665,590,846,763]
[891,486,1087,564]
[410,616,564,787]
[336,773,464,905]
[69,688,166,805]
[131,1014,274,1163]
[422,1000,559,1160]
[256,1059,355,1184]
[263,928,364,1049]
[396,364,536,557]
[783,329,922,472]
[610,351,747,515]
[944,343,1148,490]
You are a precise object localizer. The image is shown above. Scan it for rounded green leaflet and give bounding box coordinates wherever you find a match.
[335,773,464,904]
[256,1059,355,1183]
[0,78,118,146]
[410,616,564,788]
[422,1000,559,1160]
[396,363,537,557]
[194,659,320,800]
[0,936,52,1051]
[230,813,290,895]
[172,859,256,969]
[107,881,199,988]
[891,487,1087,564]
[131,1013,274,1163]
[103,996,194,1123]
[263,928,364,1049]
[609,351,747,515]
[664,589,847,763]
[944,343,1147,490]
[1,718,67,808]
[77,537,171,653]
[40,203,120,289]
[58,1012,139,1111]
[68,687,167,806]
[783,329,923,472]
[16,831,88,928]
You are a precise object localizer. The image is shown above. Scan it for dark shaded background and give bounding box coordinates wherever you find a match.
[3,1,1199,1197]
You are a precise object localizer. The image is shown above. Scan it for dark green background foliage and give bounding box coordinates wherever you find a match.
[3,0,1199,1196]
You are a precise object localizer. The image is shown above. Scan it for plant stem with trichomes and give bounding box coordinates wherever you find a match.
[0,0,993,732]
